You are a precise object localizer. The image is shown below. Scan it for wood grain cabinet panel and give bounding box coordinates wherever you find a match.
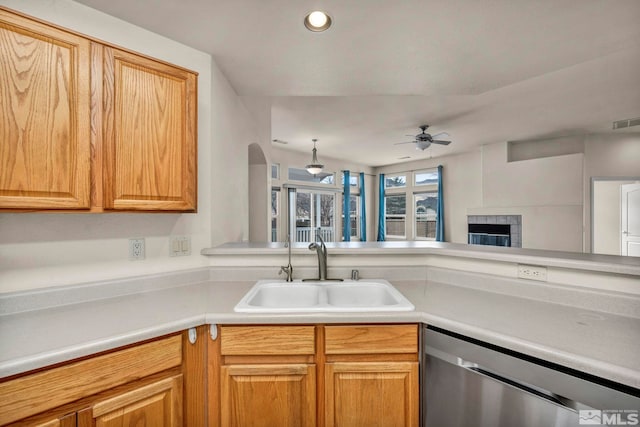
[0,9,91,209]
[91,375,183,427]
[214,324,419,427]
[220,326,316,356]
[32,414,76,427]
[0,335,182,425]
[221,364,316,427]
[0,7,197,212]
[325,325,418,355]
[100,46,197,211]
[325,362,419,427]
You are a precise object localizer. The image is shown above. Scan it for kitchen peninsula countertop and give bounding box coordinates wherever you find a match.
[203,241,640,276]
[1,270,639,390]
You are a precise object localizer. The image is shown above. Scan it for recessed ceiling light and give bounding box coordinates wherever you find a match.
[304,11,332,32]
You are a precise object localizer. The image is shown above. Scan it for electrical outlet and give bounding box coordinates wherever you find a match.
[129,238,145,260]
[169,236,191,257]
[517,264,547,281]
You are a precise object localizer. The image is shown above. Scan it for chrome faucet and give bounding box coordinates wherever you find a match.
[279,234,293,282]
[304,230,343,282]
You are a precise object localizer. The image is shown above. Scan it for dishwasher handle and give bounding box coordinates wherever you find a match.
[460,360,578,412]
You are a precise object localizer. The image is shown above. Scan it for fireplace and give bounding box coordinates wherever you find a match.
[467,215,522,247]
[468,224,511,246]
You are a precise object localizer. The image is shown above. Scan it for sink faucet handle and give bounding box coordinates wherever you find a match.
[279,264,293,282]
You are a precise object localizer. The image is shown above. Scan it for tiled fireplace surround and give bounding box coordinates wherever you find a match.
[467,215,522,248]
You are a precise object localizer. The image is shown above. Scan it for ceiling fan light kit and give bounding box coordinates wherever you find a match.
[306,139,324,175]
[395,124,452,151]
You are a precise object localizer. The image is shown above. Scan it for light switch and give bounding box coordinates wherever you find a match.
[169,236,191,257]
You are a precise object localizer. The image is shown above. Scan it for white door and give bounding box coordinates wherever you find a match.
[621,183,640,257]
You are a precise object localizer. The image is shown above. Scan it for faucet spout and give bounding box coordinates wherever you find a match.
[308,236,328,280]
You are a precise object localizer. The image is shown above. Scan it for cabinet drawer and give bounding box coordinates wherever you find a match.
[325,325,418,355]
[220,326,315,356]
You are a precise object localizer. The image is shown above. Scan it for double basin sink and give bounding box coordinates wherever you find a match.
[234,279,414,313]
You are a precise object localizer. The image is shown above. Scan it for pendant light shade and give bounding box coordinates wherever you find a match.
[306,139,324,175]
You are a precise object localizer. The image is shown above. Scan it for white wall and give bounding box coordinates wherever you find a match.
[0,0,257,292]
[478,142,584,251]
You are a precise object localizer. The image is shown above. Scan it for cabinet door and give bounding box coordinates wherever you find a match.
[90,375,182,427]
[32,413,76,427]
[0,9,91,209]
[325,362,419,427]
[221,364,316,427]
[101,46,197,211]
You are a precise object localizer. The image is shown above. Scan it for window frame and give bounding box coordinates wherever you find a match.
[384,174,407,190]
[413,191,438,241]
[384,193,407,239]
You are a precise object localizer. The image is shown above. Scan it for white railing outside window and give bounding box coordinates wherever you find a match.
[295,227,334,242]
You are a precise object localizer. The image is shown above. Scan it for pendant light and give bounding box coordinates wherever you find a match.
[305,139,324,175]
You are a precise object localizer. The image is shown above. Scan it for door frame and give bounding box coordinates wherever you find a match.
[590,176,640,254]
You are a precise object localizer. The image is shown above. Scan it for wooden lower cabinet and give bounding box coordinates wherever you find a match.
[220,364,316,427]
[214,324,419,427]
[324,362,419,427]
[89,375,182,427]
[31,414,76,427]
[0,334,185,427]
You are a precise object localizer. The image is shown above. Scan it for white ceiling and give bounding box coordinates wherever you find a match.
[75,0,640,166]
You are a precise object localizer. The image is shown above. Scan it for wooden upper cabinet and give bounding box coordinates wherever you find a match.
[0,9,91,209]
[0,7,197,212]
[99,46,197,211]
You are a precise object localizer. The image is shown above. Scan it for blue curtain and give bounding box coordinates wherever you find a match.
[359,172,366,242]
[436,165,445,242]
[343,170,351,241]
[377,174,385,241]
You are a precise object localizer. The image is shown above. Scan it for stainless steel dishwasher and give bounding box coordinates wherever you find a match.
[422,326,640,427]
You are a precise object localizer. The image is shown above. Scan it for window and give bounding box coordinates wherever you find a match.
[385,194,406,238]
[289,189,336,242]
[288,167,335,184]
[271,188,279,242]
[414,170,438,186]
[341,172,359,189]
[385,174,406,189]
[271,164,280,180]
[341,194,360,241]
[414,192,437,240]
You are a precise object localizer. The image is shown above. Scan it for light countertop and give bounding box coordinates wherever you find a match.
[1,274,639,390]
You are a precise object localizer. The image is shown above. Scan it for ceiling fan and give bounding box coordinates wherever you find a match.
[394,125,451,151]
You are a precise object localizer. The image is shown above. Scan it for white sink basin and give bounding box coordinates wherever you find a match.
[234,279,414,313]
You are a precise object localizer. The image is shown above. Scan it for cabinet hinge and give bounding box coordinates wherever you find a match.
[210,324,218,341]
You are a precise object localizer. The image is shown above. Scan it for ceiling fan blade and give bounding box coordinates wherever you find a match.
[394,141,417,145]
[430,132,449,139]
[431,140,452,145]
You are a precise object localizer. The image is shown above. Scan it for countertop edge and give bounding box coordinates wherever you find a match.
[2,308,638,390]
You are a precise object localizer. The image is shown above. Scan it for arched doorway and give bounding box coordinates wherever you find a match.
[248,143,269,242]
